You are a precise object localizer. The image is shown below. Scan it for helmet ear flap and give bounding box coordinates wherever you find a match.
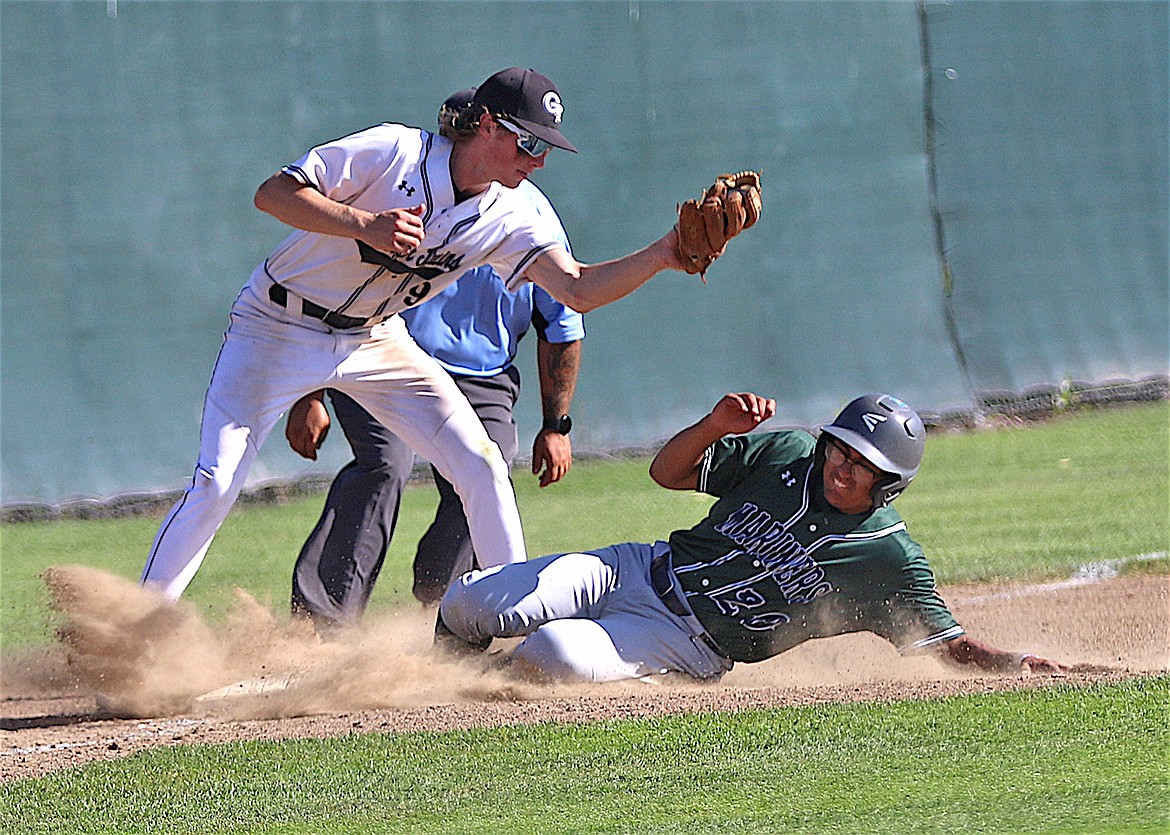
[871,477,904,508]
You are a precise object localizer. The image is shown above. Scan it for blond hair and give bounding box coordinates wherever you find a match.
[439,102,487,141]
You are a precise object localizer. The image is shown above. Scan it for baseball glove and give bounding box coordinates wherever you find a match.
[676,171,762,280]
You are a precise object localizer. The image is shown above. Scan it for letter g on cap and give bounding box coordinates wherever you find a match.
[542,91,564,122]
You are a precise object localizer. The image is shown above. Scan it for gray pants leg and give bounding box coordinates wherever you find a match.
[291,389,414,626]
[413,367,520,605]
[440,542,732,682]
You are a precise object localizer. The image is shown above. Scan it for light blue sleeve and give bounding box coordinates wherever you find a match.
[401,179,581,373]
[531,286,585,344]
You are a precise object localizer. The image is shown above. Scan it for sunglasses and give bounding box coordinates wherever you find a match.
[496,117,554,158]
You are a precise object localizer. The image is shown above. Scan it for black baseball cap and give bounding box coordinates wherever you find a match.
[442,87,478,114]
[472,67,578,153]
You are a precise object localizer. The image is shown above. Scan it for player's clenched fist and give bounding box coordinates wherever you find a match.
[358,204,426,255]
[254,175,426,256]
[709,392,777,435]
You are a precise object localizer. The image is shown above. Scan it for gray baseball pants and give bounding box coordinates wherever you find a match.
[291,367,521,625]
[439,541,733,682]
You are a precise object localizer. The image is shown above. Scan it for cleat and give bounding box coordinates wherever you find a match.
[434,610,491,657]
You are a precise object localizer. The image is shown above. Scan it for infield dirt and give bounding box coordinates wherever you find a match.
[2,566,1166,782]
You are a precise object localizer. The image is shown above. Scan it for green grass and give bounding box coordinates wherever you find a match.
[1,403,1167,831]
[900,403,1170,582]
[2,402,1167,649]
[3,677,1166,834]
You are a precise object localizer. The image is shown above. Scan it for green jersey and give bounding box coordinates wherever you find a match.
[668,429,963,663]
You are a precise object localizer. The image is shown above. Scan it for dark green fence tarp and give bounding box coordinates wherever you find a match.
[925,0,1169,394]
[1,1,1165,505]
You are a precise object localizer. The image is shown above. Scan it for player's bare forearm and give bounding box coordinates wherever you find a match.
[942,635,1068,675]
[532,339,580,487]
[650,393,776,490]
[537,339,581,419]
[528,233,683,313]
[253,172,424,254]
[649,422,720,490]
[255,173,367,237]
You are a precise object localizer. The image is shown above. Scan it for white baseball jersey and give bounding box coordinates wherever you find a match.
[247,124,567,320]
[141,123,554,601]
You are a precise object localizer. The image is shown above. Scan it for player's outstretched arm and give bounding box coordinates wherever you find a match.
[650,393,776,490]
[942,635,1068,675]
[529,168,762,308]
[525,230,685,314]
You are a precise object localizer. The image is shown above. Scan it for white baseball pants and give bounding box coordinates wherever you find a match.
[141,283,525,599]
[439,541,733,682]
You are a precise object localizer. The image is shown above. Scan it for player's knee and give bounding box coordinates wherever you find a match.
[512,626,592,682]
[476,445,510,487]
[193,464,240,505]
[438,566,506,641]
[450,436,510,487]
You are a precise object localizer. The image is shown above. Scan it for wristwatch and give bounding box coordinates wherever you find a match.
[542,414,572,435]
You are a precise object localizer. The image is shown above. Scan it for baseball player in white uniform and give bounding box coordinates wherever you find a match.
[141,67,695,599]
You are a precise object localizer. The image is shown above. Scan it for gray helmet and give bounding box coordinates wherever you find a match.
[818,394,926,508]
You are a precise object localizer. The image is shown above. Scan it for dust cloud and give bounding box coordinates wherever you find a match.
[41,565,735,722]
[39,564,1166,723]
[42,565,555,720]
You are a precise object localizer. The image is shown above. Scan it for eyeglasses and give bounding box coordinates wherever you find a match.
[825,438,884,481]
[496,117,553,158]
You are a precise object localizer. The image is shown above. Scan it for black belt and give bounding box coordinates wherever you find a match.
[268,282,374,330]
[650,554,727,659]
